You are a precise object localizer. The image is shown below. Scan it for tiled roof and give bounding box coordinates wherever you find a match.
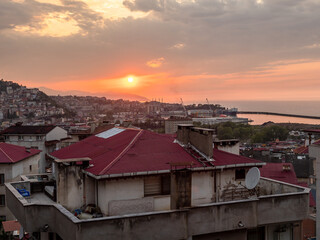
[0,125,56,135]
[0,143,41,164]
[293,146,309,154]
[51,128,262,176]
[312,139,320,145]
[260,163,298,185]
[2,220,21,232]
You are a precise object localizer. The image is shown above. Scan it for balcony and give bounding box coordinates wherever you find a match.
[5,176,309,240]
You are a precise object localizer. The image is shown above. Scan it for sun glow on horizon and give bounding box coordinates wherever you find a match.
[128,77,134,83]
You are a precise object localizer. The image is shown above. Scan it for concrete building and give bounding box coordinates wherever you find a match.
[0,143,40,221]
[193,116,250,125]
[308,140,320,240]
[5,126,310,240]
[0,124,68,172]
[164,117,193,134]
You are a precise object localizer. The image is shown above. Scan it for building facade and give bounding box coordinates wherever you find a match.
[5,126,310,240]
[0,143,40,221]
[1,124,68,172]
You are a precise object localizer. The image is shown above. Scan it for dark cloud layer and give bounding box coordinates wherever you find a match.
[0,0,320,98]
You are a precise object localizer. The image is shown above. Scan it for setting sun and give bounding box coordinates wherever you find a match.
[128,77,134,83]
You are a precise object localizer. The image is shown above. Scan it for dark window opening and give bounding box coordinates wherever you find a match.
[0,195,5,206]
[235,169,246,180]
[0,174,4,185]
[144,175,171,196]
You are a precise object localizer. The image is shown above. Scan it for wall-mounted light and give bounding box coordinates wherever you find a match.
[238,221,244,228]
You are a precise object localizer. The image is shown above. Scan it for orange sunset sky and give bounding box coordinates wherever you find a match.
[1,0,320,103]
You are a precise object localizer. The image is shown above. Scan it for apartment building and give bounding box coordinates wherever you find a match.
[5,126,310,240]
[0,143,40,221]
[0,124,67,172]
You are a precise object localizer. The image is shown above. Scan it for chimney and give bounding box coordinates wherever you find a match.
[189,128,214,158]
[177,124,193,145]
[177,124,214,159]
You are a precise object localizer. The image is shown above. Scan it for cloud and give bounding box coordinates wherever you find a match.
[146,57,165,68]
[123,0,164,12]
[1,0,320,101]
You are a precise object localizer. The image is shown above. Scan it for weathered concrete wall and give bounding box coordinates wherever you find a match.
[57,165,84,211]
[154,195,170,211]
[189,129,213,158]
[45,127,68,142]
[12,154,40,180]
[191,171,214,205]
[171,170,192,209]
[6,181,309,240]
[98,177,144,215]
[258,178,304,196]
[84,175,95,205]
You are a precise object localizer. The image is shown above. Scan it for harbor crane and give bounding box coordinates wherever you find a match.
[180,98,188,117]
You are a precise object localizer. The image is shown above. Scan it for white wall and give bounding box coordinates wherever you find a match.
[0,153,39,220]
[98,178,144,215]
[46,127,68,142]
[216,143,240,155]
[191,172,214,205]
[11,154,39,180]
[154,196,170,211]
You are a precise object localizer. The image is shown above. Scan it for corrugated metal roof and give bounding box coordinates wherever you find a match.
[51,128,262,176]
[0,125,56,135]
[0,143,41,164]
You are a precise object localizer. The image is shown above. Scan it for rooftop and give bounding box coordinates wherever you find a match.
[51,127,263,177]
[0,142,41,164]
[0,125,56,135]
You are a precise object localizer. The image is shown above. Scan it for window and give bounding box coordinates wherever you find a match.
[0,195,5,206]
[18,135,23,141]
[144,175,171,196]
[0,174,4,185]
[37,136,42,140]
[29,165,32,172]
[235,169,246,180]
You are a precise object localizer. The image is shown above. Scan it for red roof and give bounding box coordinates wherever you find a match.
[2,220,21,232]
[260,163,298,185]
[0,125,56,135]
[212,148,261,166]
[294,146,309,154]
[303,129,320,134]
[260,163,315,207]
[0,143,41,164]
[51,128,262,176]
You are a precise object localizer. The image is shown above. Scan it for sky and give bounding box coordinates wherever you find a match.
[1,0,320,103]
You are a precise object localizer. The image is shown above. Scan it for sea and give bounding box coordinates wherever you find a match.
[214,101,320,125]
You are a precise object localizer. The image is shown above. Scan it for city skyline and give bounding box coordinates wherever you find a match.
[1,0,320,103]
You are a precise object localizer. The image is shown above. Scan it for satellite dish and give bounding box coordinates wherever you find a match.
[245,167,260,190]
